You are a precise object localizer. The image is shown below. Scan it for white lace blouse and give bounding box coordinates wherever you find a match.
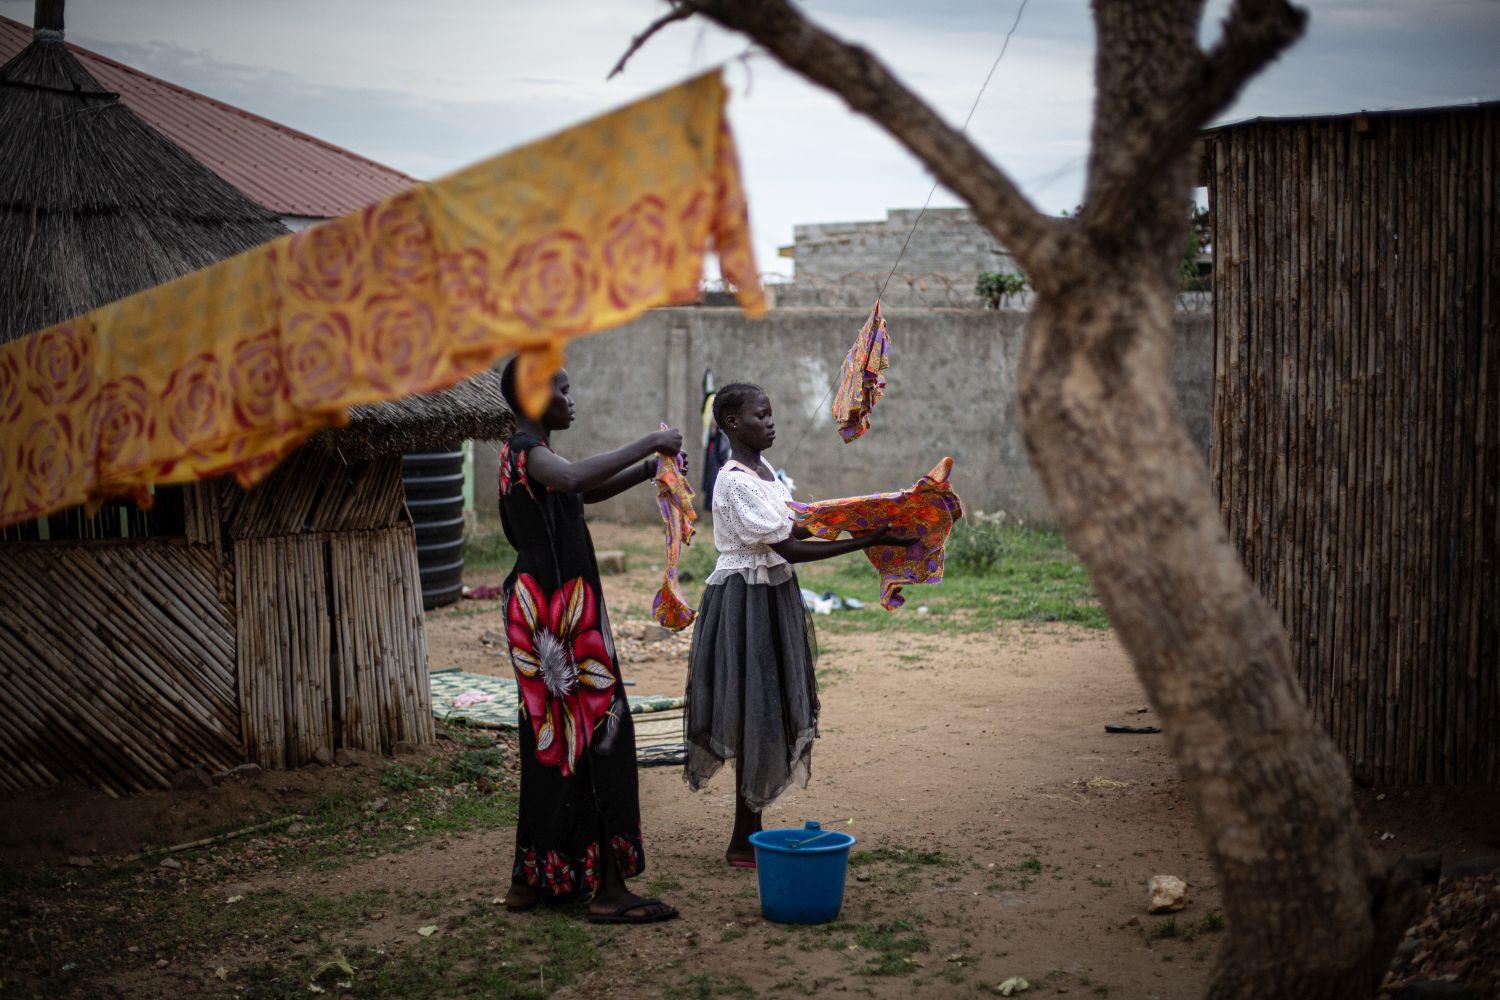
[706,458,796,587]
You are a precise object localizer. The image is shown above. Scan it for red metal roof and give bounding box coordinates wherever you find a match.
[0,16,415,218]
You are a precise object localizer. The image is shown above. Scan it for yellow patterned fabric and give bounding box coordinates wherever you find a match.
[0,71,763,529]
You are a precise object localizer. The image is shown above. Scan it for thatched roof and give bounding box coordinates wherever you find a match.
[0,16,510,456]
[0,26,288,343]
[316,369,515,461]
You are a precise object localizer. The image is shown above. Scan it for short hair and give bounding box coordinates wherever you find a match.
[499,356,521,413]
[712,382,764,428]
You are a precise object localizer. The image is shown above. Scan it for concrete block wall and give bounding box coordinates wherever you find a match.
[472,307,1213,527]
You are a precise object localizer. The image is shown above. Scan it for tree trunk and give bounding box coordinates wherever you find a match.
[1018,266,1416,996]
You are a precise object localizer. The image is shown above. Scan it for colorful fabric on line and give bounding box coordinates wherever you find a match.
[0,71,763,530]
[651,430,698,631]
[830,301,891,443]
[789,457,963,610]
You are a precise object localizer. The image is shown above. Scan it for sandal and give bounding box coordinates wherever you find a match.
[587,898,679,925]
[728,858,757,869]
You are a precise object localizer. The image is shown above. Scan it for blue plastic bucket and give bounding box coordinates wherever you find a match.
[749,821,856,924]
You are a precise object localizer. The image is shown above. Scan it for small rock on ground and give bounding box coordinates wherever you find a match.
[1147,875,1188,913]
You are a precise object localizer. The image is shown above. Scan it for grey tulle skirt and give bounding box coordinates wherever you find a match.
[684,574,819,811]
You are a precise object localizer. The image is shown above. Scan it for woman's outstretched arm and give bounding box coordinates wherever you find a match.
[770,527,913,565]
[582,461,656,504]
[525,428,682,495]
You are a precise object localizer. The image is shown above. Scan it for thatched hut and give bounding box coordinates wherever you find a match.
[0,4,513,796]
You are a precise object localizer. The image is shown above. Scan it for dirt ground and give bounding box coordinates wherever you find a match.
[5,522,1498,998]
[307,523,1500,996]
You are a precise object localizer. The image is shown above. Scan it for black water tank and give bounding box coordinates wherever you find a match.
[402,450,466,609]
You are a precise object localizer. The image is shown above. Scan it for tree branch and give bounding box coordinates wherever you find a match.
[608,3,694,80]
[633,0,1061,278]
[1086,0,1306,236]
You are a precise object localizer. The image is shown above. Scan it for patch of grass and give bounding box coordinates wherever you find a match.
[1088,876,1115,888]
[240,902,603,998]
[1198,910,1226,933]
[799,522,1106,634]
[676,538,720,584]
[647,875,685,896]
[855,919,931,976]
[849,846,951,868]
[816,663,850,688]
[1145,918,1180,941]
[720,926,747,942]
[463,528,516,570]
[939,965,969,985]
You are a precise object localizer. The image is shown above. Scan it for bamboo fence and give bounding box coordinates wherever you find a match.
[0,543,240,796]
[1207,104,1498,785]
[1,450,437,792]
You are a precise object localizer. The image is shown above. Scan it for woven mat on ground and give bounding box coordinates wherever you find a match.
[429,668,686,766]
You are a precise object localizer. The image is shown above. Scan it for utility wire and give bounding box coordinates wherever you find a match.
[784,0,1031,473]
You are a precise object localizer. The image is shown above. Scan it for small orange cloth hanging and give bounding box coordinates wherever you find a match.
[0,71,762,529]
[831,301,891,443]
[651,433,698,632]
[789,457,963,610]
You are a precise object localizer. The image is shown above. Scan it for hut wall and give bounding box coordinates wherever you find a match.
[231,453,433,767]
[0,542,240,796]
[1207,106,1498,785]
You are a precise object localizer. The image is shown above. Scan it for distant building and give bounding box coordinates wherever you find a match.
[774,207,1023,307]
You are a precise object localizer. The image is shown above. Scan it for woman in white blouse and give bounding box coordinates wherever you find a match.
[683,383,913,867]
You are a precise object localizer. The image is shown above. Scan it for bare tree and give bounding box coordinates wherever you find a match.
[618,1,1432,995]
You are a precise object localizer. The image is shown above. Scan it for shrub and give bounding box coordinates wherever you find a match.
[975,271,1029,309]
[943,511,1018,573]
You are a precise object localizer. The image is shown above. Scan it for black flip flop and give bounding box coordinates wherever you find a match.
[504,898,539,914]
[1104,724,1162,734]
[587,898,679,925]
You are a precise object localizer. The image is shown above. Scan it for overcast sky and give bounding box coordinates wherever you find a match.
[5,0,1497,277]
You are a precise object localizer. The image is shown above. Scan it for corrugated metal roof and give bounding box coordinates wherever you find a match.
[0,16,415,218]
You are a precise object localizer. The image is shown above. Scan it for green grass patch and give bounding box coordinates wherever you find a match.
[1145,918,1179,941]
[855,919,931,976]
[1,736,526,997]
[849,846,952,868]
[234,899,604,998]
[796,521,1106,634]
[463,528,516,571]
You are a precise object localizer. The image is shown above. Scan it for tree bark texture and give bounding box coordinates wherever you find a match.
[643,0,1428,994]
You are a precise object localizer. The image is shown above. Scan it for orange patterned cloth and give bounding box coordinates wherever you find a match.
[789,457,963,610]
[830,301,890,443]
[651,435,698,632]
[0,72,763,529]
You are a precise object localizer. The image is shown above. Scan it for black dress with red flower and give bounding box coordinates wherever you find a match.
[498,431,644,899]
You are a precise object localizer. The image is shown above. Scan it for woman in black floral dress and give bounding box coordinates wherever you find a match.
[496,359,681,924]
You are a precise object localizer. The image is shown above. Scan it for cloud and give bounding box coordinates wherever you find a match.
[4,0,1494,278]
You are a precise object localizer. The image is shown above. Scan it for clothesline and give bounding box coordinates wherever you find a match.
[782,0,1031,467]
